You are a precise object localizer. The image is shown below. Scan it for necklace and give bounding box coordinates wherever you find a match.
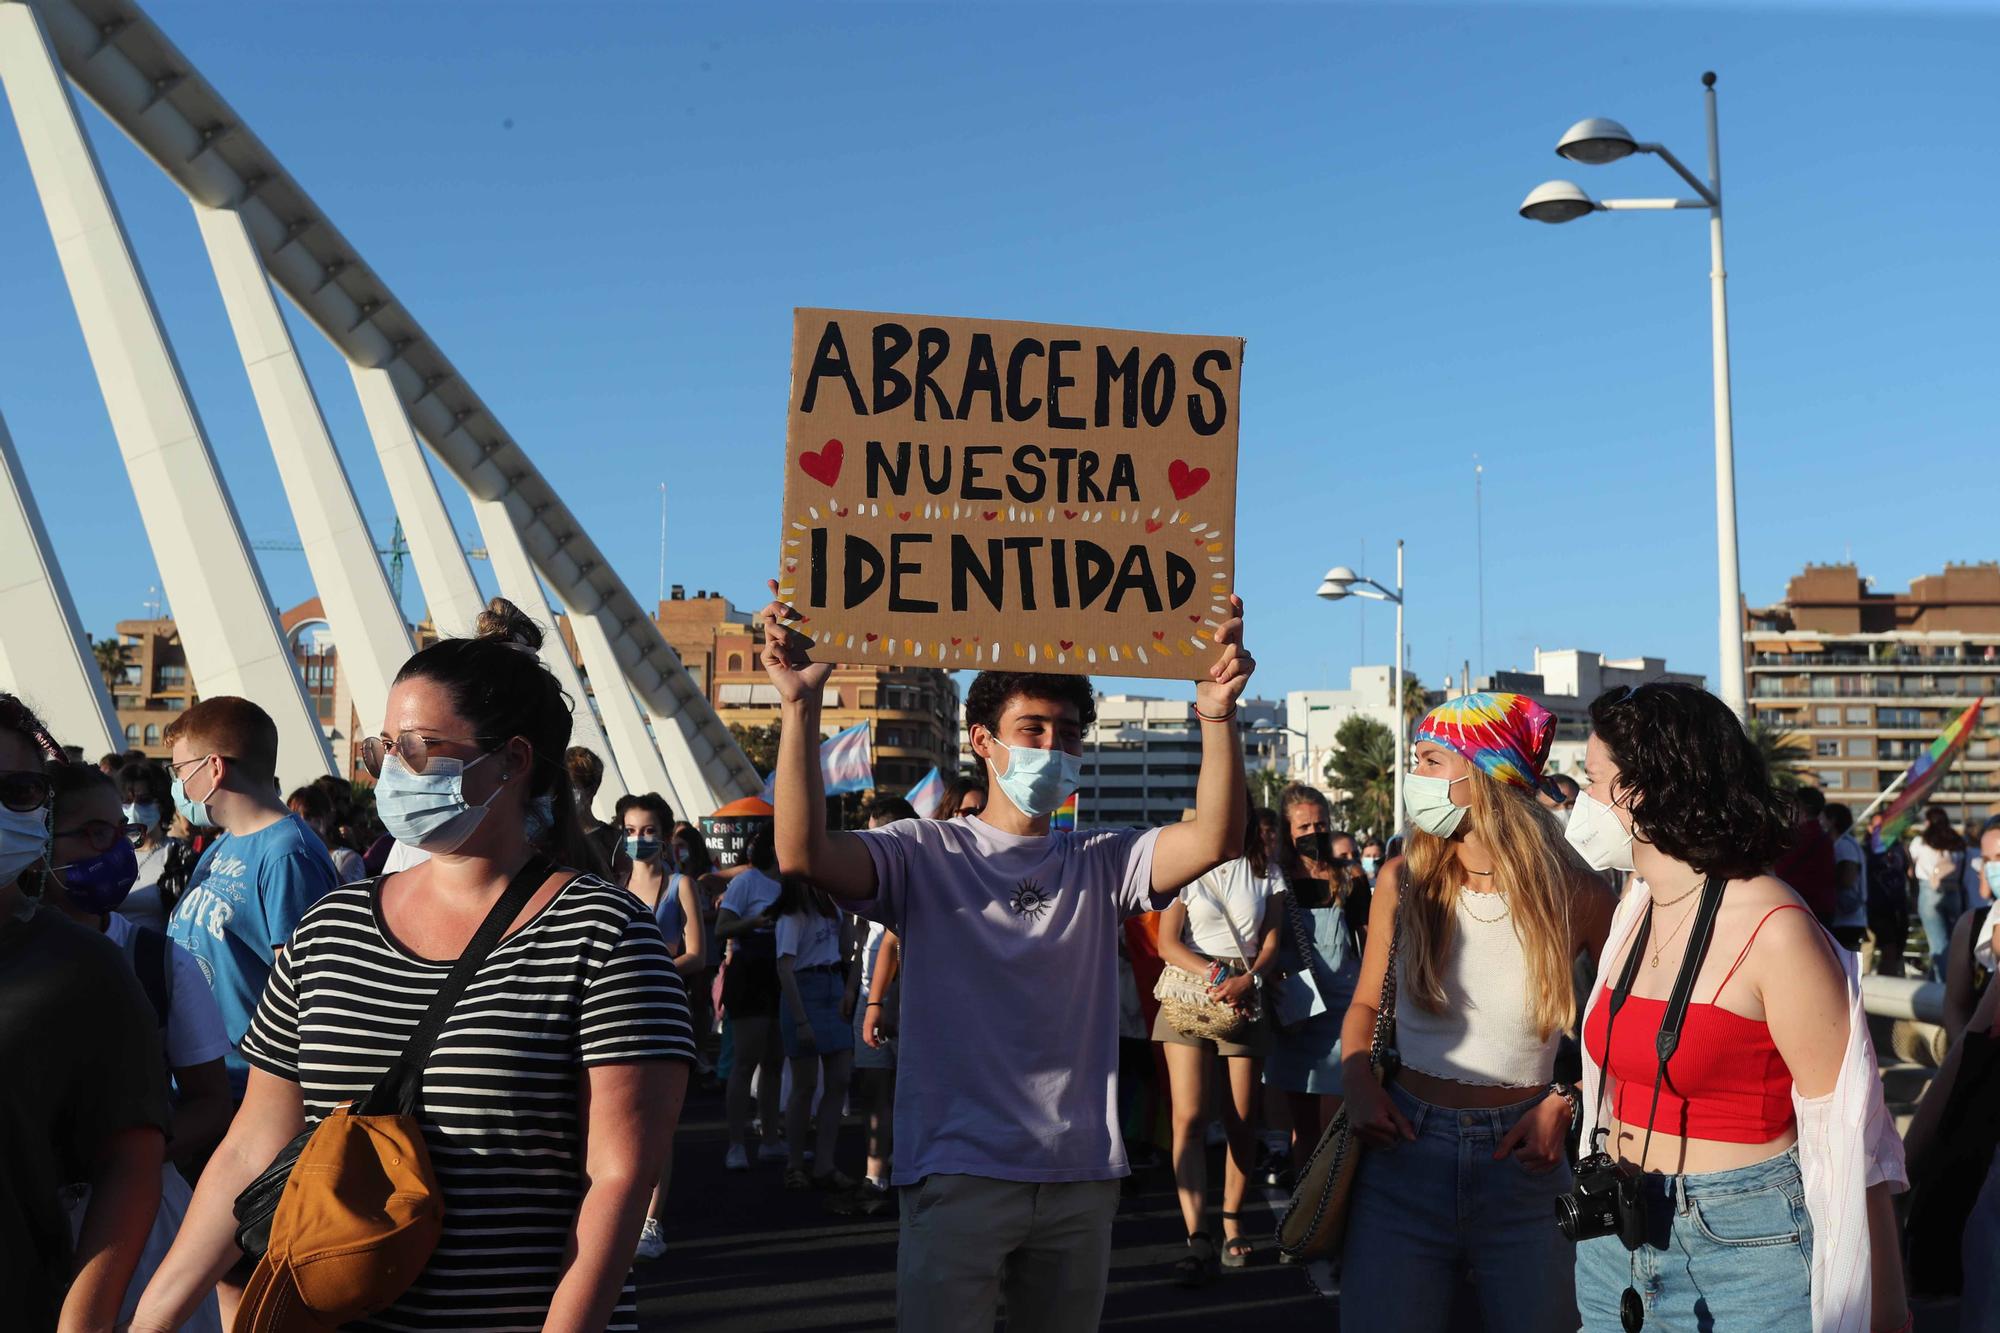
[1648,896,1702,968]
[1465,866,1493,876]
[1647,875,1705,910]
[1458,883,1509,923]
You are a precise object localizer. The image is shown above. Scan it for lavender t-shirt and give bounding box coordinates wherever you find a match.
[853,815,1166,1185]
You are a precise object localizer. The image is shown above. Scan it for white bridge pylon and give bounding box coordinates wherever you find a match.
[0,0,760,813]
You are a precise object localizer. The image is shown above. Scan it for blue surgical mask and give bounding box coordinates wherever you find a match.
[171,772,214,830]
[56,838,138,914]
[375,752,498,854]
[1361,855,1379,877]
[1402,773,1468,838]
[1986,861,2000,894]
[623,836,661,863]
[986,743,1082,822]
[123,802,160,835]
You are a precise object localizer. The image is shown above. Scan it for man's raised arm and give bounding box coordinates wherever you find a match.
[1151,595,1254,894]
[761,582,878,901]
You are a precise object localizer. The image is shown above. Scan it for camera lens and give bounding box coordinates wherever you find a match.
[1554,1194,1582,1241]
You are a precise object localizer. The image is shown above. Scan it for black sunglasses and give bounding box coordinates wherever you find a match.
[54,820,146,854]
[0,769,52,814]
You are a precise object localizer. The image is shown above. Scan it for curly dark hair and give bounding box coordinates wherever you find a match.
[1588,683,1791,879]
[964,671,1097,736]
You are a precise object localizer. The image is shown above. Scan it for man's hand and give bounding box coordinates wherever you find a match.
[1194,594,1254,715]
[760,580,833,703]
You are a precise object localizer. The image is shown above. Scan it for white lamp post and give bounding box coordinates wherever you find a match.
[1516,72,1747,721]
[1318,538,1405,835]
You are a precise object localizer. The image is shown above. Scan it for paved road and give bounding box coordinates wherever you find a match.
[639,1082,1966,1331]
[637,1083,1330,1330]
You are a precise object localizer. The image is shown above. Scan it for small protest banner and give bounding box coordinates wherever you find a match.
[777,308,1243,680]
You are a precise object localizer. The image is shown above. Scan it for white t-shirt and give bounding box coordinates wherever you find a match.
[103,911,232,1070]
[1975,905,1998,974]
[1832,833,1868,929]
[858,918,891,993]
[1911,839,1975,894]
[1179,857,1280,961]
[776,908,844,970]
[718,867,783,958]
[116,840,179,934]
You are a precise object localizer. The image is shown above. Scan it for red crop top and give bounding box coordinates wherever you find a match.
[1581,905,1801,1145]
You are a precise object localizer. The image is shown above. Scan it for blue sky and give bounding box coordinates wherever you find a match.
[3,1,1995,706]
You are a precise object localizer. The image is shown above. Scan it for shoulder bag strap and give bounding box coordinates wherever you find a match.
[1189,869,1255,965]
[1369,883,1404,1080]
[359,854,555,1117]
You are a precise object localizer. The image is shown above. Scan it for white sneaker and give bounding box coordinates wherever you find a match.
[757,1140,790,1163]
[635,1218,666,1261]
[724,1144,750,1171]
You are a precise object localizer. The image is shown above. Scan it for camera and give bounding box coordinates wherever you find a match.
[1554,1147,1645,1248]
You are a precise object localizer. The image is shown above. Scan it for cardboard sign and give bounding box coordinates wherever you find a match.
[778,309,1242,680]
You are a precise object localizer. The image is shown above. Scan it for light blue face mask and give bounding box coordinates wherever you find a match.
[171,769,215,830]
[1987,861,2000,894]
[1402,773,1468,838]
[986,742,1082,822]
[623,835,661,863]
[375,751,498,854]
[1361,855,1380,877]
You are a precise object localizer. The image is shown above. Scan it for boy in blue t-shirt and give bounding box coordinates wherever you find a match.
[165,697,338,1097]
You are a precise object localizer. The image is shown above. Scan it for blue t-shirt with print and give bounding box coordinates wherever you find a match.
[168,813,338,1093]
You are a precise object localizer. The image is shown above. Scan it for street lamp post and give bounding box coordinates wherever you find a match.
[1248,719,1314,787]
[1318,539,1406,835]
[1517,73,1747,721]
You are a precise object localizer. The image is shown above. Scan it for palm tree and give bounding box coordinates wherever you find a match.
[1401,673,1429,727]
[92,637,125,688]
[1746,715,1807,792]
[1248,765,1289,812]
[1325,714,1396,838]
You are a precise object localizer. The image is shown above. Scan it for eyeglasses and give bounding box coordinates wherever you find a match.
[360,731,497,778]
[955,803,983,817]
[54,819,146,853]
[168,753,219,780]
[0,769,52,814]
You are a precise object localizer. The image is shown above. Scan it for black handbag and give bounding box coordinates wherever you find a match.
[233,855,552,1257]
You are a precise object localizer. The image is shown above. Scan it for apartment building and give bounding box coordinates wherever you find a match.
[1745,563,2000,814]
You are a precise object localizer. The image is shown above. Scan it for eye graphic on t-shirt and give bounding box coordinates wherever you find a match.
[1008,879,1055,921]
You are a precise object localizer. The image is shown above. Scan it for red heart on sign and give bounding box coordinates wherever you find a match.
[1168,460,1210,500]
[832,504,848,517]
[982,510,999,521]
[1144,519,1163,534]
[1152,631,1166,641]
[1189,615,1201,623]
[784,559,797,573]
[898,510,912,522]
[1063,509,1078,520]
[1059,640,1074,651]
[800,439,843,487]
[865,633,878,642]
[951,637,962,646]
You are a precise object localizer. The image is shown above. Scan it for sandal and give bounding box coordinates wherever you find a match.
[1220,1212,1253,1269]
[1173,1231,1217,1288]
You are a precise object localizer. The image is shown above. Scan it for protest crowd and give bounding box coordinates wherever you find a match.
[5,577,1998,1333]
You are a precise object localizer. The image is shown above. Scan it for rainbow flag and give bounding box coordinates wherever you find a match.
[1872,697,1983,845]
[1051,791,1080,831]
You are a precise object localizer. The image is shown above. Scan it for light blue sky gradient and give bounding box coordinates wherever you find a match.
[2,1,1994,704]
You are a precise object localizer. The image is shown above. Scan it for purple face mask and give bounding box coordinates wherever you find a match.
[56,837,138,914]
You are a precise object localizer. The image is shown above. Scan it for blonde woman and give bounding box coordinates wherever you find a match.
[1339,693,1612,1332]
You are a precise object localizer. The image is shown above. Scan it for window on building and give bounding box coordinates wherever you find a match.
[1845,707,1870,725]
[144,724,160,745]
[861,689,877,709]
[1881,708,1921,728]
[124,723,140,745]
[1846,738,1871,757]
[1814,707,1840,725]
[1815,739,1840,758]
[1817,770,1844,789]
[155,663,187,688]
[727,653,744,672]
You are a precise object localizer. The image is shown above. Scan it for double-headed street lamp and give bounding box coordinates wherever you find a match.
[1318,539,1405,835]
[1517,72,1748,721]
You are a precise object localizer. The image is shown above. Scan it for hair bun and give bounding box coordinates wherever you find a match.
[474,597,544,653]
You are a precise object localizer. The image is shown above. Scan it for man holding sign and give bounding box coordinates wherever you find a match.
[762,579,1253,1329]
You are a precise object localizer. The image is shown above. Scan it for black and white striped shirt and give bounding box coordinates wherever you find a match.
[241,873,694,1332]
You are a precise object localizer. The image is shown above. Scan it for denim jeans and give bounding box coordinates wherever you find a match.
[1340,1082,1577,1333]
[1918,883,1964,981]
[1575,1148,1812,1333]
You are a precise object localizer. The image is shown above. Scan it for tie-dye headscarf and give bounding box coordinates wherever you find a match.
[1413,692,1555,792]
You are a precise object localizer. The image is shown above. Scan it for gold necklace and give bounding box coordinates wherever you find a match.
[1647,875,1706,911]
[1458,883,1508,923]
[1648,896,1702,968]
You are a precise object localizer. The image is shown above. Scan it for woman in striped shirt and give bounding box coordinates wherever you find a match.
[133,600,695,1333]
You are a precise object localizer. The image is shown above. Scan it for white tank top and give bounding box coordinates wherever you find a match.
[1394,887,1561,1088]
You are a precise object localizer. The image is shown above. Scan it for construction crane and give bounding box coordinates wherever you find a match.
[249,517,487,610]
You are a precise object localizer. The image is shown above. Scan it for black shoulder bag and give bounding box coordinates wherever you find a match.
[233,855,553,1257]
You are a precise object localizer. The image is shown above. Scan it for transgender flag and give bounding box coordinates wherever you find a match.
[820,722,876,795]
[904,767,944,817]
[758,721,877,801]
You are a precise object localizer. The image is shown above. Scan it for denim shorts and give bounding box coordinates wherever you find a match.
[1340,1082,1578,1333]
[1575,1147,1812,1333]
[780,965,855,1059]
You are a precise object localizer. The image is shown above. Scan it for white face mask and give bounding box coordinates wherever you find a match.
[0,802,51,888]
[1402,773,1468,838]
[1564,789,1635,872]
